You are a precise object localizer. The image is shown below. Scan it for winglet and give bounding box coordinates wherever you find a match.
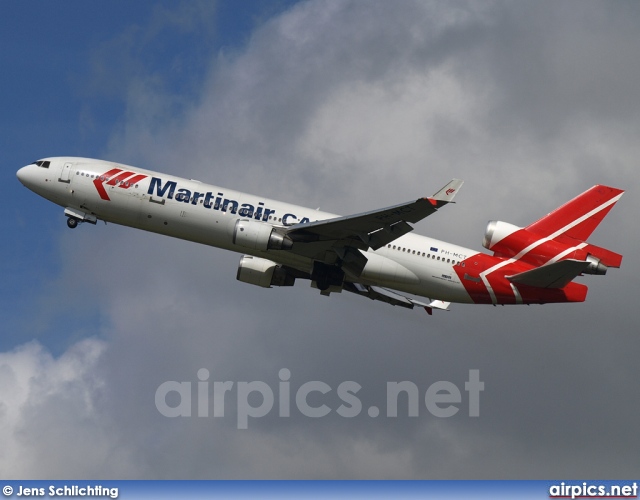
[424,300,451,315]
[428,299,450,310]
[429,179,464,207]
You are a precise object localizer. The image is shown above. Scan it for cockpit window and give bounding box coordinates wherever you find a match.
[33,160,50,168]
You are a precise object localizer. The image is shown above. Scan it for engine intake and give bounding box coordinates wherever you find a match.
[483,220,521,250]
[236,255,295,288]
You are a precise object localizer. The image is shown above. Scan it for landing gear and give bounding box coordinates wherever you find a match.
[316,275,331,291]
[311,262,345,291]
[64,208,98,227]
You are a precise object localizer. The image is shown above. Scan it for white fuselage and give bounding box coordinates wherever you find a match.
[17,157,479,304]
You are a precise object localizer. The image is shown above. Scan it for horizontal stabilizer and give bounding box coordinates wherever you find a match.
[507,259,591,289]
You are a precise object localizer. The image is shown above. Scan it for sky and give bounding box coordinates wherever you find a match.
[2,0,640,479]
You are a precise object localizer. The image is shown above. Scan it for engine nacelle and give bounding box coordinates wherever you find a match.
[233,219,293,251]
[236,255,295,288]
[584,254,607,275]
[482,220,521,250]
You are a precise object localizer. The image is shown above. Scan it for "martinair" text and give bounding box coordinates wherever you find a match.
[147,177,311,226]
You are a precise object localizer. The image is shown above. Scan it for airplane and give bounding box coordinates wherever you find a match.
[16,157,623,314]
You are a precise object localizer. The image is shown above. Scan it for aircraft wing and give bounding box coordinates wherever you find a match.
[343,283,451,315]
[285,179,463,254]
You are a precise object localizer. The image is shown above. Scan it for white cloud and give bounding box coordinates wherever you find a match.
[0,339,138,478]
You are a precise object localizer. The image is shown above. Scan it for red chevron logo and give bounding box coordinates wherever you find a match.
[93,169,148,201]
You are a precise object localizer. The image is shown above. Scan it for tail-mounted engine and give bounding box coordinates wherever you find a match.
[233,219,293,251]
[482,220,521,251]
[236,255,295,288]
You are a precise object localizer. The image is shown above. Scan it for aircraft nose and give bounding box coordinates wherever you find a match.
[16,166,27,183]
[16,164,38,188]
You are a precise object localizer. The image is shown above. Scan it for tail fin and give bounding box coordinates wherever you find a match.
[487,184,624,271]
[525,184,624,268]
[526,185,624,242]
